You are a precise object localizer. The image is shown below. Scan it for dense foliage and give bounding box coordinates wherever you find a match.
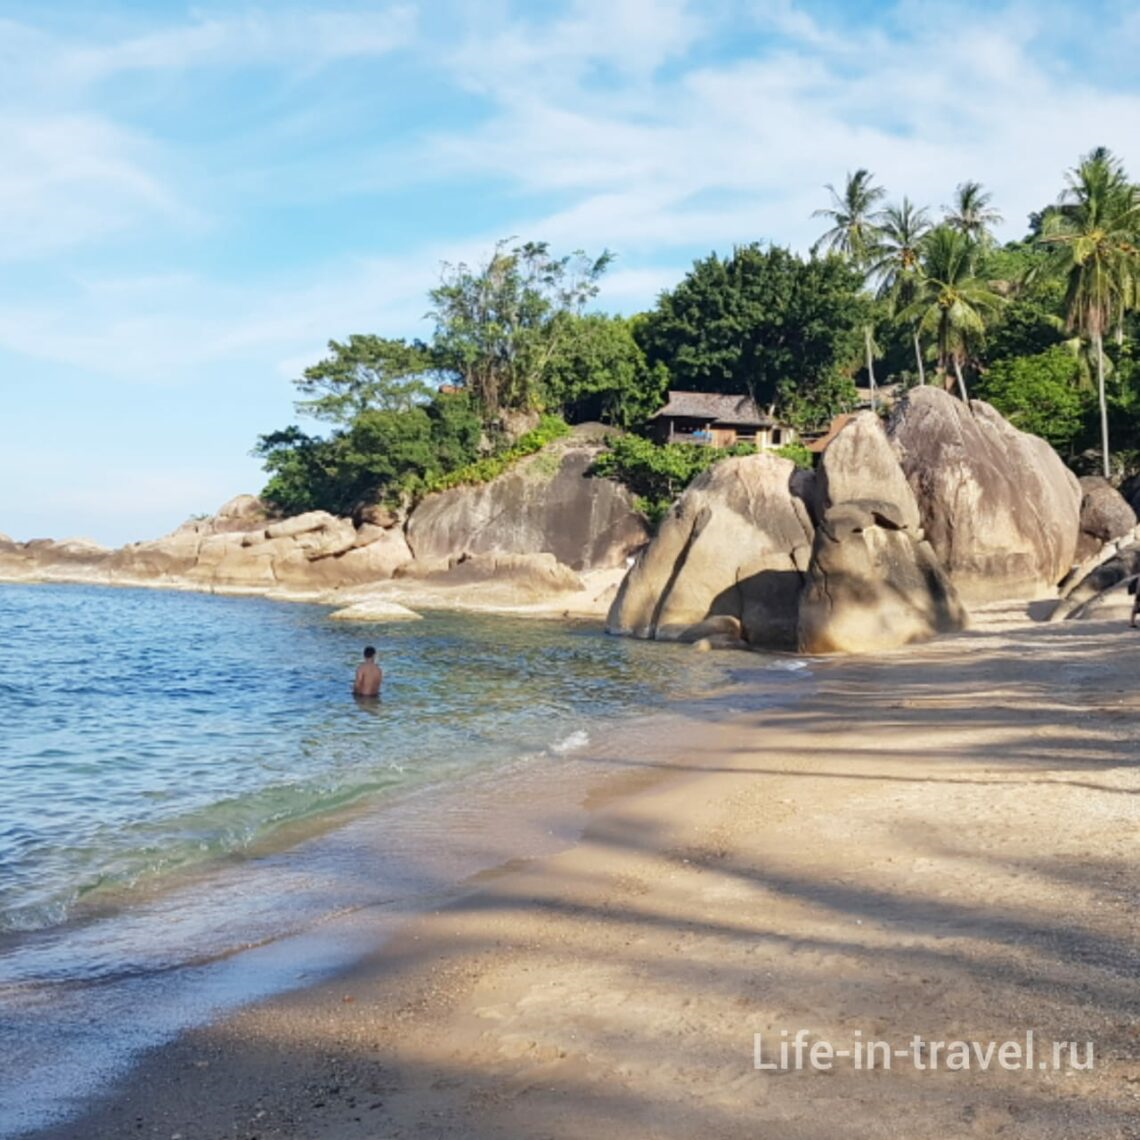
[255,147,1140,519]
[635,244,867,430]
[588,434,759,528]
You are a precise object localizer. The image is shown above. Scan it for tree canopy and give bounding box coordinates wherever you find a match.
[636,243,867,429]
[254,147,1140,520]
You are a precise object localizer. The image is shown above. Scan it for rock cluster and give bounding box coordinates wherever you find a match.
[606,452,814,649]
[0,437,646,617]
[2,391,1103,652]
[798,412,967,655]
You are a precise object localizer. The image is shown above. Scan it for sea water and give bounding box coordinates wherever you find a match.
[0,583,809,1136]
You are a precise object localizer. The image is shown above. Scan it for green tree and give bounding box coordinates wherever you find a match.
[811,168,887,262]
[637,243,866,426]
[541,312,667,428]
[899,226,1005,402]
[982,241,1067,361]
[293,335,434,425]
[1038,147,1140,477]
[868,197,932,384]
[942,181,1003,248]
[974,346,1087,449]
[253,427,346,516]
[812,169,889,409]
[428,239,613,416]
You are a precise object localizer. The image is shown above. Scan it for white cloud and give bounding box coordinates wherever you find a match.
[0,113,194,260]
[426,0,1140,261]
[54,6,419,85]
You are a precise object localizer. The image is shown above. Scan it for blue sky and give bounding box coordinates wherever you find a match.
[2,0,1139,546]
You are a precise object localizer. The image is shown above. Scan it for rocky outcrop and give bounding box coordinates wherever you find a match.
[799,414,967,655]
[2,505,414,594]
[606,453,815,650]
[887,387,1081,603]
[406,441,649,572]
[1076,476,1136,560]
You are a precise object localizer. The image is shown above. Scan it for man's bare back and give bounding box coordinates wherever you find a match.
[353,646,382,696]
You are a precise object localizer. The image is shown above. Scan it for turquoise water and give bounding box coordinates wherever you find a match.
[0,583,735,935]
[0,582,808,1136]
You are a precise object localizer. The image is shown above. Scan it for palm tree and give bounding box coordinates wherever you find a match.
[868,197,932,384]
[943,181,1003,247]
[899,226,1004,403]
[1039,147,1140,477]
[813,169,886,409]
[812,169,888,262]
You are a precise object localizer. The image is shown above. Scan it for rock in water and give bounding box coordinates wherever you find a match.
[1075,476,1136,560]
[406,444,648,571]
[606,453,815,650]
[799,413,967,655]
[888,387,1081,603]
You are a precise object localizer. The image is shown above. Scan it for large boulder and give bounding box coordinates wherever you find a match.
[210,494,268,534]
[887,387,1081,602]
[606,453,815,650]
[799,501,967,654]
[406,444,649,571]
[799,413,967,655]
[1076,476,1136,560]
[814,412,921,532]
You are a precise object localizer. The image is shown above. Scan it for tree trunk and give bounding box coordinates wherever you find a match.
[864,324,877,413]
[1096,331,1110,478]
[913,328,925,385]
[952,356,969,404]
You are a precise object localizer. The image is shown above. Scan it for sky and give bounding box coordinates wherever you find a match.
[2,0,1139,546]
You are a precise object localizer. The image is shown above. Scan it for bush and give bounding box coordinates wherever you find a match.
[589,435,759,530]
[974,347,1088,451]
[773,441,814,469]
[421,416,571,494]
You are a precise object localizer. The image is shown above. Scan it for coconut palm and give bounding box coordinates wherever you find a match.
[868,197,932,384]
[899,226,1004,403]
[1039,147,1140,477]
[812,169,887,263]
[813,169,886,408]
[943,181,1003,247]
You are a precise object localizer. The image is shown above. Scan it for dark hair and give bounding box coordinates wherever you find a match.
[363,646,376,658]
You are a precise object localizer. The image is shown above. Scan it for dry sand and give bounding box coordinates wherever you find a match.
[28,604,1140,1139]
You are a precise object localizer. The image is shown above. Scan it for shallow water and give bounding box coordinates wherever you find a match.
[0,582,810,1136]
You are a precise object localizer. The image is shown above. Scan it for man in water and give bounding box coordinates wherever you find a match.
[353,646,383,696]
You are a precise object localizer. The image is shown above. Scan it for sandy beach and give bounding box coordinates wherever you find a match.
[26,605,1140,1139]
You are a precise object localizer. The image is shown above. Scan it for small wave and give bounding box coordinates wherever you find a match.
[549,729,589,755]
[768,659,811,673]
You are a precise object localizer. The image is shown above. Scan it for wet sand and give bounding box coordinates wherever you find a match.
[25,604,1140,1139]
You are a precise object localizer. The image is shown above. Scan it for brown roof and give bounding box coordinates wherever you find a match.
[650,391,771,427]
[805,413,855,453]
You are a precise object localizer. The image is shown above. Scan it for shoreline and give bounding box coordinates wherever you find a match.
[3,641,803,1140]
[18,604,1140,1138]
[0,566,629,623]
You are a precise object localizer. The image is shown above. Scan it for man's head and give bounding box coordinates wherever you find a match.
[363,646,376,660]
